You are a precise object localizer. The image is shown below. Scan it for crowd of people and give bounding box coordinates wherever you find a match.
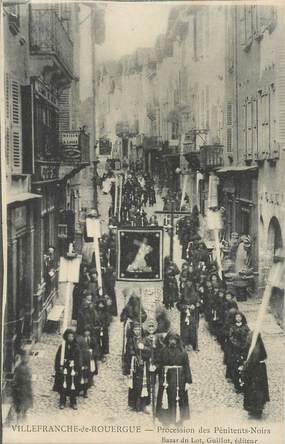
[106,170,157,228]
[10,170,269,425]
[53,234,118,410]
[161,209,269,421]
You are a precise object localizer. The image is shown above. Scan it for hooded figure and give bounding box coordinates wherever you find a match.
[243,332,269,418]
[53,329,81,409]
[156,333,192,424]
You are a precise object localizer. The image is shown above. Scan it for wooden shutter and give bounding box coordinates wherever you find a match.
[21,85,34,174]
[277,24,285,148]
[247,99,253,156]
[11,79,23,174]
[5,73,11,167]
[58,88,71,131]
[252,97,258,156]
[226,101,233,152]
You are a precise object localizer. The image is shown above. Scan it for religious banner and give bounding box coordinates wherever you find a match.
[117,228,163,281]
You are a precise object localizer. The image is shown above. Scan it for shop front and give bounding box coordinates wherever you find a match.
[217,166,258,267]
[4,194,41,382]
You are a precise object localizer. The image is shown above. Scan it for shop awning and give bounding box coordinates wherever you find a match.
[216,166,258,174]
[7,192,42,205]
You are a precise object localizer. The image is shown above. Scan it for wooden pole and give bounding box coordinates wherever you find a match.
[94,237,103,296]
[60,281,73,366]
[118,175,123,223]
[246,261,283,361]
[114,175,118,217]
[170,200,175,261]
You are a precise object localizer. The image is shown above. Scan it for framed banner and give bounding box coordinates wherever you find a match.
[117,228,163,281]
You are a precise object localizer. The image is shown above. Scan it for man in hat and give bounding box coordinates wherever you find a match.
[155,333,192,424]
[53,329,81,409]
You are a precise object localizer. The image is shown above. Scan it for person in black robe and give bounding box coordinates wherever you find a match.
[163,258,180,309]
[177,280,200,351]
[77,295,99,337]
[77,325,100,398]
[242,332,270,418]
[53,329,81,409]
[125,321,151,412]
[220,291,239,351]
[120,293,147,375]
[155,333,192,424]
[95,296,112,361]
[102,267,117,316]
[227,312,250,392]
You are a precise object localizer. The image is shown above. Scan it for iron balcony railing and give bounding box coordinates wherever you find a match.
[199,144,224,170]
[29,8,73,77]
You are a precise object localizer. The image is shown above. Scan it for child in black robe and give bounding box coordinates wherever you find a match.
[53,329,81,409]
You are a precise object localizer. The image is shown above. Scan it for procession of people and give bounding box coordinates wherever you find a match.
[11,166,270,425]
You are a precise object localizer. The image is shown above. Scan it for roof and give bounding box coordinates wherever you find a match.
[7,192,42,205]
[216,166,258,174]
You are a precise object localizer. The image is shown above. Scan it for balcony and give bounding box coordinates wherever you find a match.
[163,140,180,157]
[183,145,201,171]
[29,8,73,84]
[143,136,163,152]
[199,144,224,171]
[59,130,90,165]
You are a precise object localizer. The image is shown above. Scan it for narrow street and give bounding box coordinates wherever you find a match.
[19,190,284,426]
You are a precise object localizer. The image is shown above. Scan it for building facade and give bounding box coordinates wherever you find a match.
[3,3,90,393]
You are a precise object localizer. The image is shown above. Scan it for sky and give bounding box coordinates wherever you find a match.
[80,2,173,101]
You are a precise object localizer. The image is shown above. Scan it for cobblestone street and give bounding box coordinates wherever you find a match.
[6,192,283,429]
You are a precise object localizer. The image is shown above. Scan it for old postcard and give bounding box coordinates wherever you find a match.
[1,1,284,444]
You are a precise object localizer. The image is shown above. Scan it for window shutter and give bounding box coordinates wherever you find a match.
[247,99,253,155]
[21,85,34,174]
[58,88,71,131]
[11,79,22,174]
[5,73,11,168]
[252,98,258,156]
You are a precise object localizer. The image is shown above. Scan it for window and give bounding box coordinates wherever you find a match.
[242,102,247,155]
[269,84,278,157]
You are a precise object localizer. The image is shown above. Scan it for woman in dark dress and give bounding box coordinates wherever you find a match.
[53,329,81,409]
[156,333,192,424]
[243,332,270,418]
